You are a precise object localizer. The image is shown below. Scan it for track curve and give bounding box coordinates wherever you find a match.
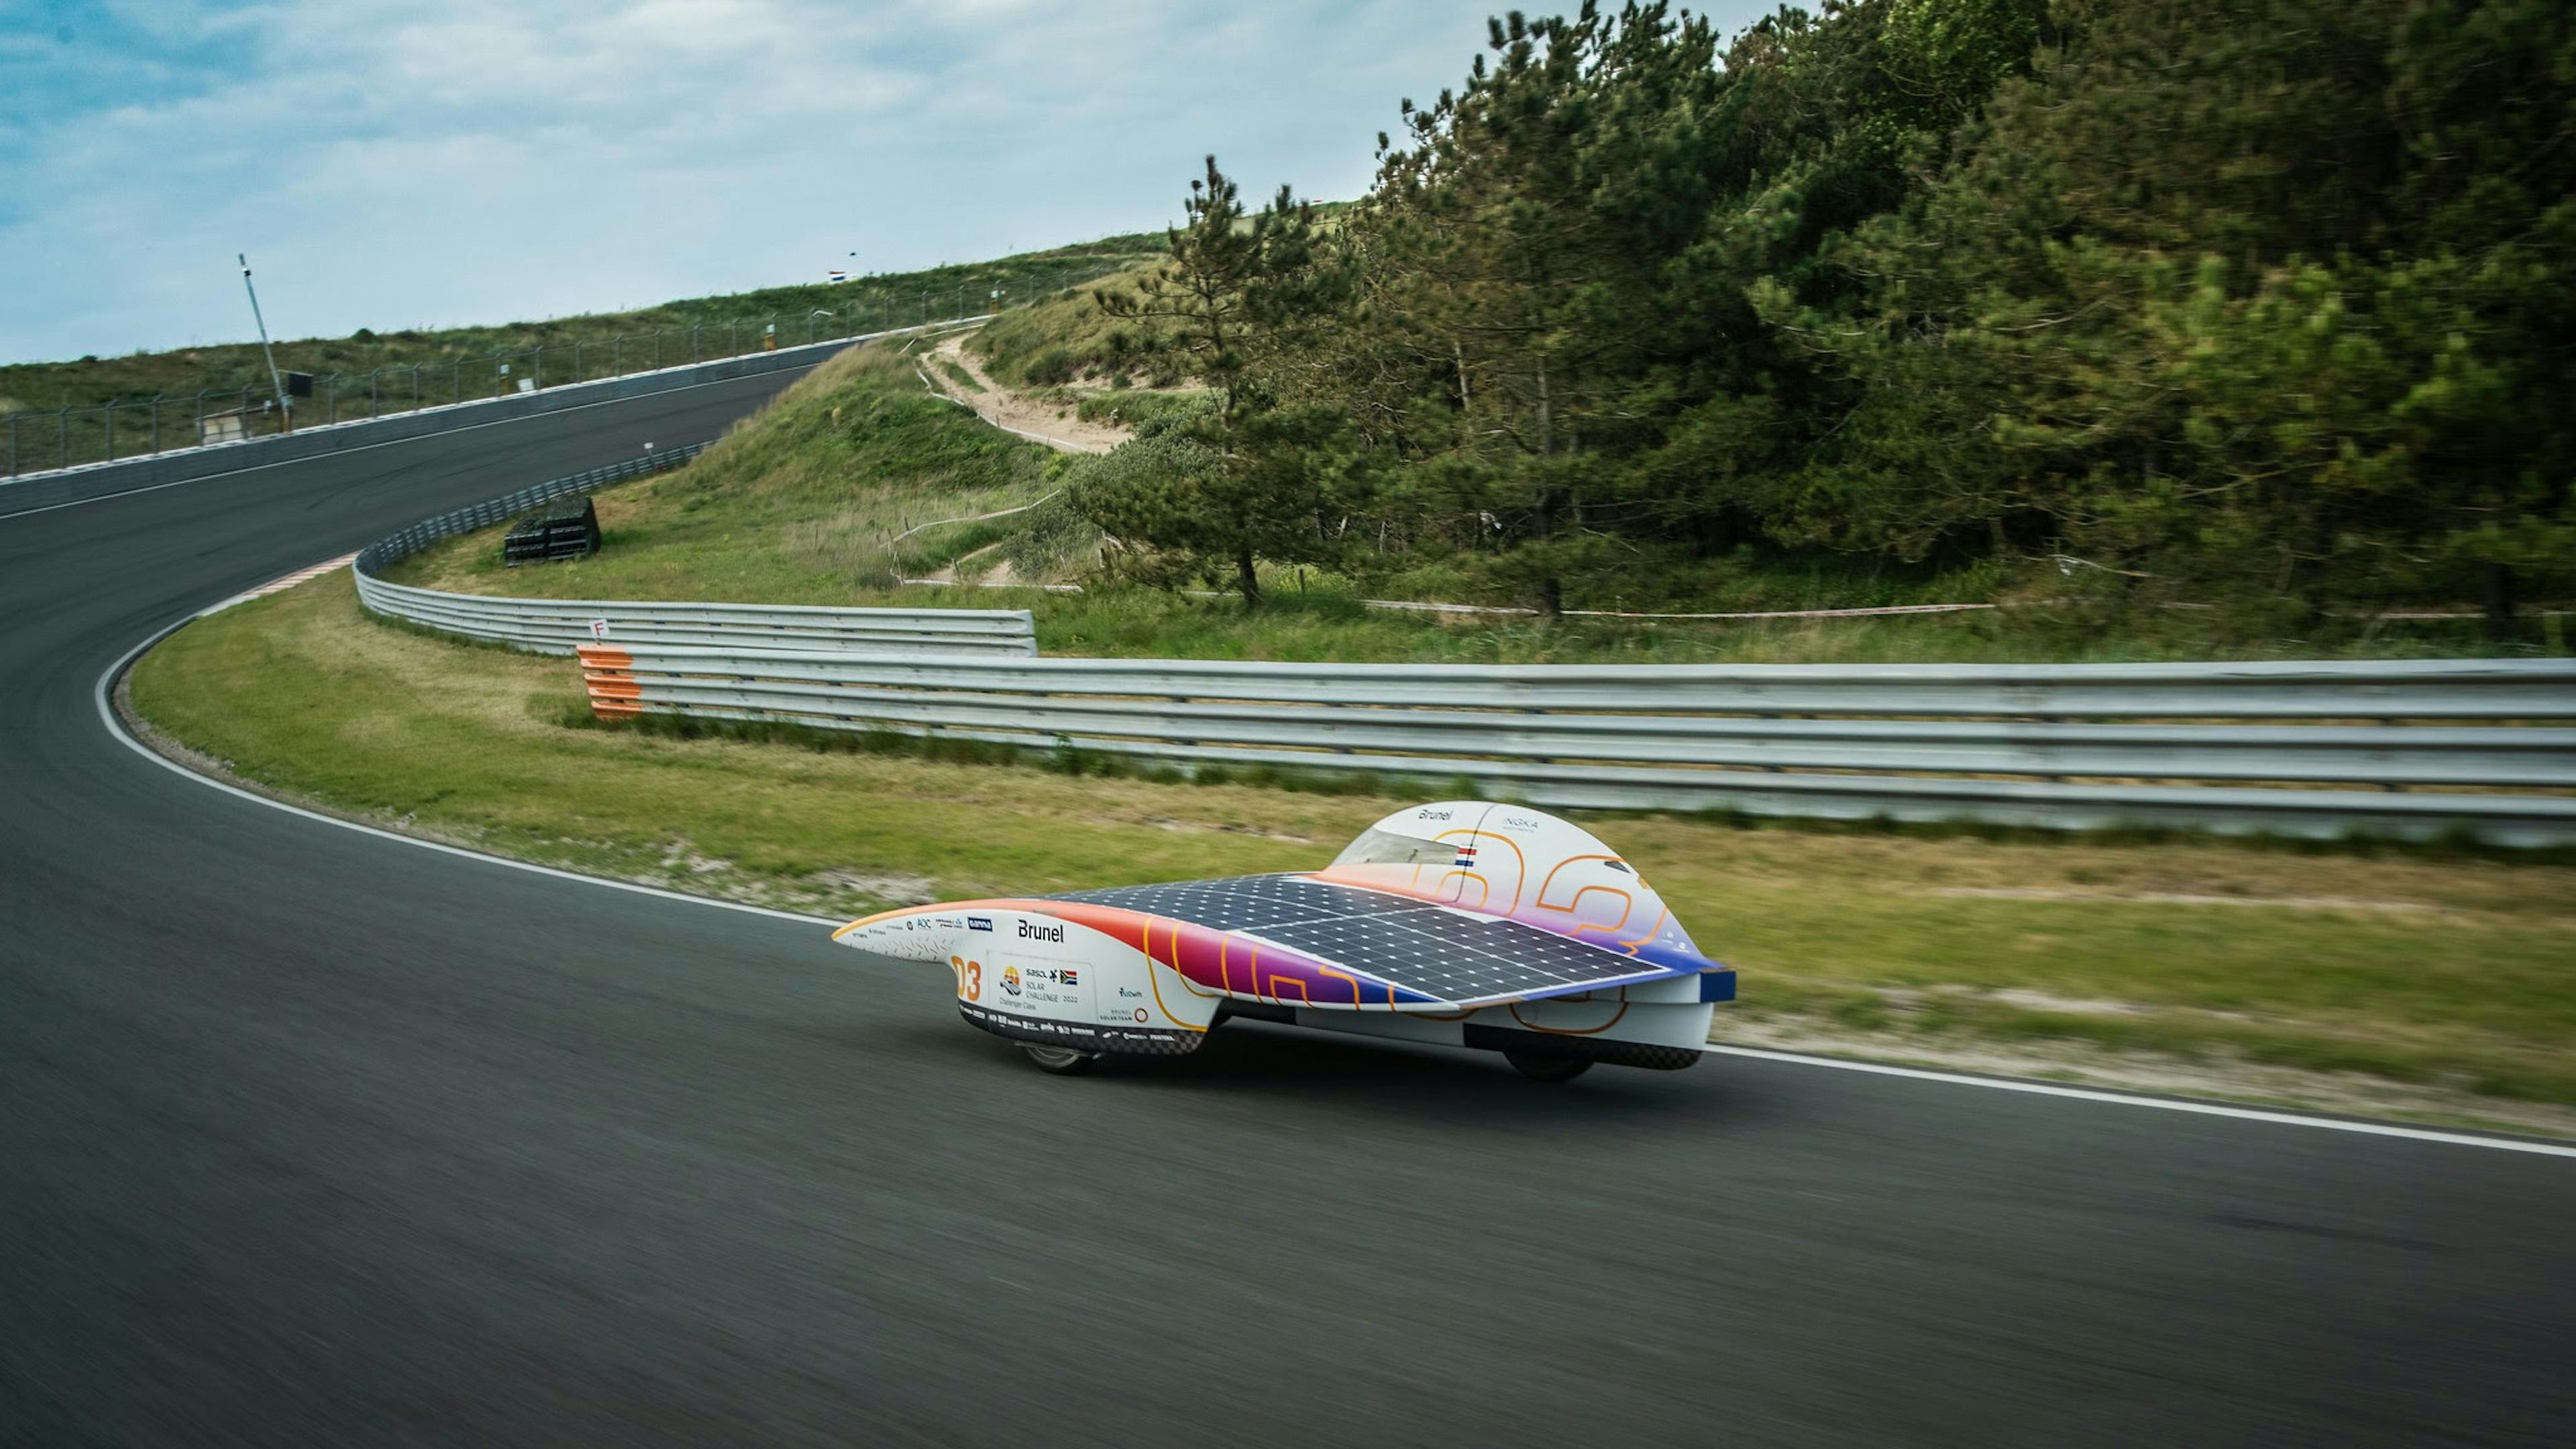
[2,370,2571,1446]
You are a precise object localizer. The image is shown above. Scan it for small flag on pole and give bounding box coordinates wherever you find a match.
[827,269,849,283]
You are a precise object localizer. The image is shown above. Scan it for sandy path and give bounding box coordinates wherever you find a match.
[924,333,1126,454]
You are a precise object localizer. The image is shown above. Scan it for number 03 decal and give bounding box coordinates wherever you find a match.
[952,957,982,1002]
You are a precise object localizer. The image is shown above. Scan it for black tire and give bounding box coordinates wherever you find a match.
[1504,1049,1593,1082]
[1020,1043,1099,1075]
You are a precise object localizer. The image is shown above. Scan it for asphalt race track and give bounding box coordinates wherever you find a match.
[3,369,2571,1446]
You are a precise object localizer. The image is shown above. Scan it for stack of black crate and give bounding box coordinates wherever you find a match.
[502,496,601,566]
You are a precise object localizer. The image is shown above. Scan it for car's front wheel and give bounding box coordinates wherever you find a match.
[1021,1043,1099,1075]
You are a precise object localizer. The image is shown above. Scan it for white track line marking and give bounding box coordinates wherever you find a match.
[196,553,361,616]
[95,619,2575,1159]
[1701,1045,2576,1159]
[96,622,838,931]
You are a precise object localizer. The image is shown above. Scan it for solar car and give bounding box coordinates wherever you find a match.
[832,802,1735,1079]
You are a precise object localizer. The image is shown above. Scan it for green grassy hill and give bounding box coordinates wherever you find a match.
[387,343,1064,600]
[1,233,1167,468]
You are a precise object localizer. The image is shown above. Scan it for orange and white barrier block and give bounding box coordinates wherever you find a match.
[576,645,643,717]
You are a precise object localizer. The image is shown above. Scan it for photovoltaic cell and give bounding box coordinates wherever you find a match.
[1049,874,1435,932]
[1046,873,1676,1006]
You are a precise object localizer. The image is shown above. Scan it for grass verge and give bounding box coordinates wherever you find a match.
[127,569,2576,1135]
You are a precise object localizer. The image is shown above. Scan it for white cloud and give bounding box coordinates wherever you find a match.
[3,1,1775,362]
[0,1,1375,356]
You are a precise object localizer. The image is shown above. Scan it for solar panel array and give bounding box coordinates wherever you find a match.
[1048,874,1678,1006]
[1051,873,1369,932]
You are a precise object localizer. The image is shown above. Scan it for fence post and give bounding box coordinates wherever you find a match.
[573,340,582,384]
[103,400,115,462]
[729,319,739,357]
[195,390,205,445]
[613,335,622,378]
[411,364,421,412]
[7,412,17,477]
[327,374,338,426]
[150,395,160,454]
[533,346,542,389]
[690,324,700,364]
[655,331,663,369]
[370,369,379,419]
[60,406,70,468]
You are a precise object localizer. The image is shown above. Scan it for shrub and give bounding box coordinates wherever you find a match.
[1024,347,1077,386]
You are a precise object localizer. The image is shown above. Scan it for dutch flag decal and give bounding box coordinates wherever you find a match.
[1453,843,1479,867]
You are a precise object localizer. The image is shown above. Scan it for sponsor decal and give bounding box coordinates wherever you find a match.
[1116,986,1144,1000]
[968,916,993,932]
[959,1001,1191,1052]
[1416,807,1452,821]
[1453,843,1480,867]
[1060,969,1079,986]
[1000,965,1022,996]
[1017,918,1065,943]
[1133,1008,1149,1022]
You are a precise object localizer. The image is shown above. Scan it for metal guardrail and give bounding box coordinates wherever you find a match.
[351,447,1037,657]
[336,443,2576,843]
[572,645,2576,845]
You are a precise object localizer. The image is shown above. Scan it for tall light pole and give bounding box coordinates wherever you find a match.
[239,253,292,433]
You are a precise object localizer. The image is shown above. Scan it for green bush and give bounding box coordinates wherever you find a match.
[1024,347,1077,386]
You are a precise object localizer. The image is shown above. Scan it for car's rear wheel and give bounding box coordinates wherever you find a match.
[1021,1043,1099,1075]
[1504,1049,1593,1082]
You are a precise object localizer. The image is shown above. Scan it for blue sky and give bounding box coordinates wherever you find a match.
[2,1,1769,364]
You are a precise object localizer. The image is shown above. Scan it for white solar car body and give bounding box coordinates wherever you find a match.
[833,802,1735,1078]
